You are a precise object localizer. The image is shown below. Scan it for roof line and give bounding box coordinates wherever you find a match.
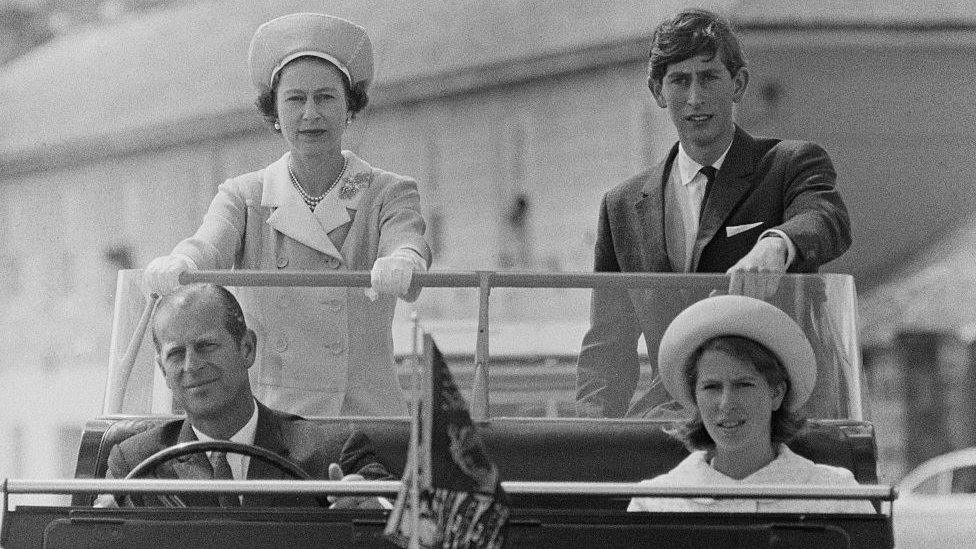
[0,35,651,176]
[4,21,976,175]
[736,20,976,32]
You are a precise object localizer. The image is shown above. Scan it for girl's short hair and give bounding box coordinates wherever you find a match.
[668,335,805,451]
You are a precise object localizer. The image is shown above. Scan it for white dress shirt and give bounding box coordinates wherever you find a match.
[671,143,732,272]
[192,400,260,480]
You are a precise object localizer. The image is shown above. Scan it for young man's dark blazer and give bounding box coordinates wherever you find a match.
[104,400,392,506]
[576,126,852,418]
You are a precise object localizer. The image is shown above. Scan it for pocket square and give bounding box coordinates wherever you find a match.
[726,222,764,237]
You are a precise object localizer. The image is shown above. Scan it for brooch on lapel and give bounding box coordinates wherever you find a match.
[338,172,372,200]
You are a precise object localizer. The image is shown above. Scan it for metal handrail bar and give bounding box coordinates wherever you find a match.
[181,270,814,289]
[502,482,895,500]
[2,479,894,501]
[3,479,399,496]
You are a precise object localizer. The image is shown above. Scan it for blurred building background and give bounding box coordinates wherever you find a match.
[0,0,184,63]
[1,0,974,488]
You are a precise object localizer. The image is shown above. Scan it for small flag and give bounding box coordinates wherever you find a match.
[385,335,509,548]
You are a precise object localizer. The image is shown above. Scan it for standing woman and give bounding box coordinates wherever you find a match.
[143,13,431,417]
[628,295,873,513]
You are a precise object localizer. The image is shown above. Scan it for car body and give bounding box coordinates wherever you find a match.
[895,448,976,548]
[1,271,892,549]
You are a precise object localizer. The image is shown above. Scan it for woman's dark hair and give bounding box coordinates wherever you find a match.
[668,335,805,451]
[255,56,369,132]
[648,8,746,88]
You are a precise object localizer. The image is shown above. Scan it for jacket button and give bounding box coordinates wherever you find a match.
[273,335,288,352]
[325,256,339,269]
[276,257,288,268]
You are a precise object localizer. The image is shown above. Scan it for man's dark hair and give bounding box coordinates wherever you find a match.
[648,8,746,87]
[669,335,805,451]
[151,283,247,350]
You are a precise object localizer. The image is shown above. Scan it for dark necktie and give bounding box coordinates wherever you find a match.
[211,451,241,507]
[697,165,718,220]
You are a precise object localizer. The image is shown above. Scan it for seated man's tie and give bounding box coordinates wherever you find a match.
[211,451,241,507]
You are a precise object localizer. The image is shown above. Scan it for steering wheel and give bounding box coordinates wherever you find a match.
[124,440,324,507]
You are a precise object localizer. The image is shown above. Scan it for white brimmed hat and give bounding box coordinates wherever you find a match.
[658,295,816,412]
[248,13,373,93]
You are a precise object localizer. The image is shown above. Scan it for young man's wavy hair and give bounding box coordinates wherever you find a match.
[648,8,746,88]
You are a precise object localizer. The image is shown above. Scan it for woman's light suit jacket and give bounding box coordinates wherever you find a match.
[172,150,431,417]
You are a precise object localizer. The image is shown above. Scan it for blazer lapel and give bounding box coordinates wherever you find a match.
[635,145,678,273]
[243,403,294,506]
[247,402,293,481]
[267,203,345,259]
[692,127,757,270]
[262,153,345,260]
[313,194,352,236]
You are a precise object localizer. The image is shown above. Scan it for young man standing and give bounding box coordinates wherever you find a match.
[577,9,851,418]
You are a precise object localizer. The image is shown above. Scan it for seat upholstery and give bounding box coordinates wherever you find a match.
[73,416,877,506]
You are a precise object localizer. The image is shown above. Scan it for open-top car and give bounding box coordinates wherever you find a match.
[2,270,894,548]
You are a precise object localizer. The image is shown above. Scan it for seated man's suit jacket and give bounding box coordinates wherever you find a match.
[104,400,391,506]
[577,126,852,418]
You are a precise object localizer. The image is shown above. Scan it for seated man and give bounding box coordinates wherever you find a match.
[96,283,391,507]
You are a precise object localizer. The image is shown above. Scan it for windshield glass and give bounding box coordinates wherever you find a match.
[105,270,865,421]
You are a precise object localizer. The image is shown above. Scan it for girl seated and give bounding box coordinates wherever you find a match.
[628,295,873,513]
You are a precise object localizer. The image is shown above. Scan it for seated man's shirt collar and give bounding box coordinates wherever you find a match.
[192,399,259,451]
[192,400,259,481]
[192,399,259,446]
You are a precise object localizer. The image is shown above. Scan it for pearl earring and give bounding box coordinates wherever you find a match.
[274,121,281,130]
[345,118,352,126]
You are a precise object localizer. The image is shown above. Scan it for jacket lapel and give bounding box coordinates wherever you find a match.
[243,402,294,506]
[262,153,345,260]
[246,402,292,481]
[313,195,352,236]
[267,203,344,259]
[311,152,372,236]
[635,145,678,273]
[692,126,757,270]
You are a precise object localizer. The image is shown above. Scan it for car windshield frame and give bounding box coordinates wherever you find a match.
[103,269,867,422]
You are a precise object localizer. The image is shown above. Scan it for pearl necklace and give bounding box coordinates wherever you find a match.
[287,156,348,211]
